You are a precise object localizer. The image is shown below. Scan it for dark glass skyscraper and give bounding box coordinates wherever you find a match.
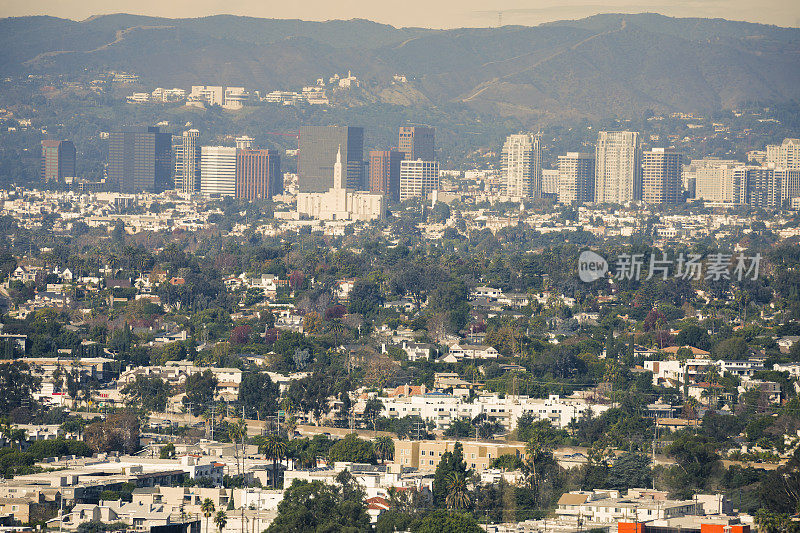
[298,126,364,193]
[369,150,404,202]
[398,126,435,161]
[108,127,172,193]
[41,140,76,183]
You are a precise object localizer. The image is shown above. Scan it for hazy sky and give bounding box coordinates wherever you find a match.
[1,0,799,28]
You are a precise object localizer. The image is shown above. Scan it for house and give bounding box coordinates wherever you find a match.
[441,343,499,362]
[401,341,435,361]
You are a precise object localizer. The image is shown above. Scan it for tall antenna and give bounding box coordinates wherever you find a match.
[498,11,503,27]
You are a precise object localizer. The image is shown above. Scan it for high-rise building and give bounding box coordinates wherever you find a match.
[641,148,681,204]
[746,167,781,208]
[501,133,542,199]
[689,158,742,204]
[369,150,404,202]
[765,138,800,170]
[200,146,237,197]
[594,131,641,204]
[298,126,364,193]
[541,169,559,197]
[236,149,282,201]
[174,129,200,194]
[41,140,76,183]
[557,152,595,204]
[398,126,435,161]
[400,160,439,201]
[108,127,172,193]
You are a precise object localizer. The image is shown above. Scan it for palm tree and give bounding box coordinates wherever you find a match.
[445,472,470,510]
[373,436,394,463]
[200,498,215,533]
[213,510,227,533]
[262,434,287,488]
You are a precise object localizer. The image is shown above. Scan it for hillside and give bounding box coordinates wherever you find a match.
[1,13,799,118]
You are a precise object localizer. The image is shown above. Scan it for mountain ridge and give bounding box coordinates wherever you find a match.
[2,13,798,119]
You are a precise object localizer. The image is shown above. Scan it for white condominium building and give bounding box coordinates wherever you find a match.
[594,131,641,204]
[501,133,542,199]
[200,146,237,197]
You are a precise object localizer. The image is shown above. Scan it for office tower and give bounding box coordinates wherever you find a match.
[779,169,800,206]
[557,152,595,204]
[688,158,742,203]
[298,126,364,193]
[765,138,800,170]
[400,160,439,201]
[398,126,435,161]
[236,149,281,201]
[641,148,681,204]
[174,129,200,194]
[501,133,542,199]
[541,169,559,197]
[108,127,172,193]
[369,150,404,201]
[200,146,237,197]
[746,167,781,208]
[235,136,254,150]
[41,140,76,183]
[594,131,641,204]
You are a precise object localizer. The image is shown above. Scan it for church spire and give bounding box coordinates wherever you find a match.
[333,144,344,189]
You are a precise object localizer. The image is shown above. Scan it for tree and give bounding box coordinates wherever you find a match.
[363,398,384,431]
[237,371,279,420]
[260,434,288,488]
[328,433,377,464]
[762,446,800,513]
[713,337,749,360]
[183,370,218,415]
[348,280,383,316]
[412,510,482,533]
[445,472,470,510]
[675,325,711,351]
[0,361,40,413]
[121,375,169,413]
[201,498,215,533]
[159,443,175,459]
[432,441,468,507]
[374,435,394,463]
[606,452,652,490]
[265,480,370,533]
[83,412,140,454]
[213,510,227,533]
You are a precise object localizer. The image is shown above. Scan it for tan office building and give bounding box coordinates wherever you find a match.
[393,439,527,472]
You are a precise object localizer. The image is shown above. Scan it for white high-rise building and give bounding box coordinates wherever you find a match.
[594,131,641,204]
[200,146,237,197]
[501,133,542,199]
[642,148,681,205]
[400,160,439,201]
[689,158,743,204]
[174,129,200,194]
[557,152,595,204]
[766,139,800,170]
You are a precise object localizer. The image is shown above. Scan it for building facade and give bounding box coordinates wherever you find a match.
[368,150,404,202]
[399,160,439,201]
[200,146,236,197]
[108,127,172,193]
[398,126,435,161]
[501,133,542,199]
[689,158,742,203]
[557,152,595,204]
[236,149,281,201]
[41,140,76,183]
[174,129,200,194]
[298,126,364,192]
[594,131,641,204]
[642,148,681,204]
[766,138,800,170]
